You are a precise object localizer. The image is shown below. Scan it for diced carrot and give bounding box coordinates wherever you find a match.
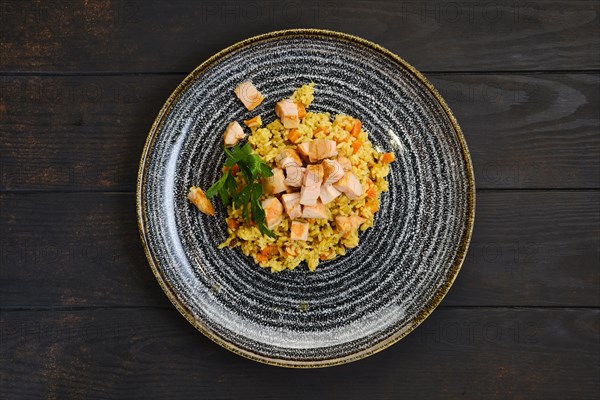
[350,119,362,137]
[351,141,363,154]
[288,129,300,143]
[313,127,329,138]
[243,115,262,128]
[295,102,307,119]
[382,152,395,163]
[260,245,278,257]
[367,187,377,199]
[226,218,239,230]
[222,164,240,174]
[256,254,268,263]
[366,198,379,213]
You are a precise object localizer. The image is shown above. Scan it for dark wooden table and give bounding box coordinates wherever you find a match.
[1,1,599,398]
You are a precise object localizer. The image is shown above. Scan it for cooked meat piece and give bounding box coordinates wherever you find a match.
[319,183,341,205]
[223,121,246,147]
[322,159,345,183]
[187,186,215,216]
[281,192,303,220]
[290,220,309,241]
[275,99,300,129]
[262,197,283,229]
[334,171,363,200]
[262,167,287,194]
[309,138,338,162]
[234,81,264,111]
[302,199,329,219]
[300,164,324,206]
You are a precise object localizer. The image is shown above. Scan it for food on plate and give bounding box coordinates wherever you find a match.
[189,82,395,272]
[234,81,264,111]
[223,121,246,147]
[187,186,215,216]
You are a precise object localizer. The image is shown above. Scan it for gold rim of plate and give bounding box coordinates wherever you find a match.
[136,29,476,368]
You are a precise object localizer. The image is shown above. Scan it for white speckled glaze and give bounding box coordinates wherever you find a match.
[137,30,475,367]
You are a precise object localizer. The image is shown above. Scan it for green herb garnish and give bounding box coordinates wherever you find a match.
[206,143,276,238]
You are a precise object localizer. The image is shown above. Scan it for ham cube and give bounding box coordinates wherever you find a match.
[262,197,283,230]
[275,148,303,168]
[335,215,366,233]
[334,171,363,200]
[336,156,352,171]
[302,199,330,219]
[284,165,305,187]
[234,81,264,111]
[309,139,338,162]
[320,184,341,205]
[223,121,246,147]
[275,99,300,129]
[290,221,309,241]
[262,167,287,194]
[300,164,324,206]
[281,192,303,220]
[322,159,345,183]
[296,142,311,159]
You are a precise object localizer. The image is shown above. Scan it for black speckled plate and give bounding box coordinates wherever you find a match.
[137,29,475,368]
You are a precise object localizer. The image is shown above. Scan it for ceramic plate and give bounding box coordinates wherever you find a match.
[137,29,475,367]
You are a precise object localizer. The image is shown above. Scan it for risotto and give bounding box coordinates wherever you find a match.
[189,83,395,272]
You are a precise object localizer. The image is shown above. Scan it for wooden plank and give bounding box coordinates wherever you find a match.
[1,191,598,308]
[1,73,598,191]
[0,308,597,399]
[0,0,598,73]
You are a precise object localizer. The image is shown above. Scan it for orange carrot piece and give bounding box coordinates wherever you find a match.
[350,119,362,137]
[366,198,379,213]
[227,218,239,230]
[382,152,395,163]
[351,141,363,154]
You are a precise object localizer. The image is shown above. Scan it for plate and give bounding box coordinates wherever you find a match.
[137,29,475,367]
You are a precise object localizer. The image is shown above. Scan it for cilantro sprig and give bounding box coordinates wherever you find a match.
[206,143,276,238]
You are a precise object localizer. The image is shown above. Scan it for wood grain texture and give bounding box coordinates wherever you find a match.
[0,0,598,73]
[1,73,598,191]
[0,308,597,399]
[1,191,598,308]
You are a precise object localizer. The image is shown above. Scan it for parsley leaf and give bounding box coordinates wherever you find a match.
[206,143,276,238]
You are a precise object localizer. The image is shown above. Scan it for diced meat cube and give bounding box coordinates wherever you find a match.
[290,221,309,241]
[300,164,324,206]
[275,99,300,129]
[334,171,363,200]
[275,148,303,168]
[336,157,352,171]
[335,215,367,233]
[281,192,303,220]
[187,186,215,216]
[322,159,345,183]
[320,184,341,205]
[302,199,329,219]
[234,81,264,111]
[284,165,305,187]
[296,142,311,159]
[223,121,246,147]
[262,167,287,194]
[295,102,307,119]
[262,197,283,230]
[309,138,338,162]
